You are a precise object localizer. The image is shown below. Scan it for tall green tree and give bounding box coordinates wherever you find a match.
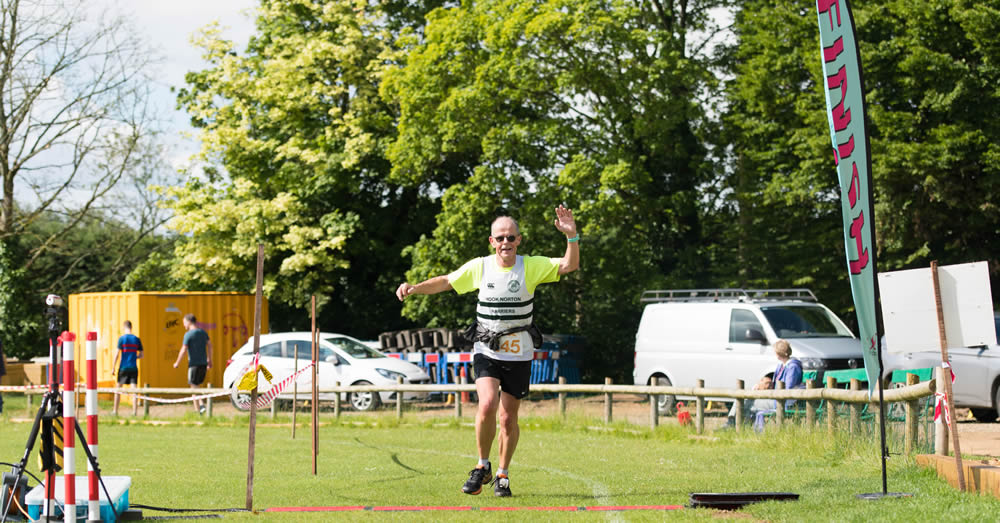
[719,0,1000,318]
[164,0,444,335]
[0,0,162,358]
[384,0,730,380]
[0,236,37,360]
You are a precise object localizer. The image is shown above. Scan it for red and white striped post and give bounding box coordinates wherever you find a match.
[85,331,100,521]
[62,332,77,523]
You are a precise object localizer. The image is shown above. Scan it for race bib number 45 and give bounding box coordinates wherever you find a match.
[497,338,521,354]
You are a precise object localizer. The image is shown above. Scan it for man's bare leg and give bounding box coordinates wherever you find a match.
[475,377,500,460]
[191,383,201,413]
[497,392,521,471]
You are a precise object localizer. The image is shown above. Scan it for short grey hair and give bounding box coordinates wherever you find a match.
[491,216,520,235]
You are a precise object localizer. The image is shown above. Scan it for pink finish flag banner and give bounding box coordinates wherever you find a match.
[816,0,881,393]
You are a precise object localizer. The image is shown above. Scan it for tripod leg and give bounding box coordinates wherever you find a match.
[1,393,50,523]
[72,420,118,522]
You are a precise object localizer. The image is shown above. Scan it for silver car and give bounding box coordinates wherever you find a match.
[883,315,1000,422]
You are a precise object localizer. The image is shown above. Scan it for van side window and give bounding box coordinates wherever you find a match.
[730,309,764,343]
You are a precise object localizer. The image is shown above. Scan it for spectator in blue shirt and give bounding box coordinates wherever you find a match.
[772,339,804,401]
[751,339,804,432]
[112,320,143,414]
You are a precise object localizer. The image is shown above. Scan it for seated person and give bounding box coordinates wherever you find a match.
[752,339,806,431]
[725,339,806,432]
[726,375,777,427]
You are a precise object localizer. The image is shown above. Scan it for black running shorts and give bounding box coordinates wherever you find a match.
[188,365,207,386]
[473,354,532,400]
[117,368,138,385]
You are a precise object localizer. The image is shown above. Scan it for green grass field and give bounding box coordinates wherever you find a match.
[1,395,997,522]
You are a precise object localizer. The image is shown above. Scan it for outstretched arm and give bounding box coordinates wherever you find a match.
[553,205,579,275]
[396,275,453,301]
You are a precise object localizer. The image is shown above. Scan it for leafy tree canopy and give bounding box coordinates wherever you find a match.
[156,0,443,336]
[383,0,729,378]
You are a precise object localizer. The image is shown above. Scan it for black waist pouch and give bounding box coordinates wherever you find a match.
[461,321,543,351]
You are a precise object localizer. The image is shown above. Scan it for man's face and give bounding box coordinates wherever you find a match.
[182,318,191,330]
[489,218,521,262]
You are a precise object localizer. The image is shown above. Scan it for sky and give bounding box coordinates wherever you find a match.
[97,0,260,170]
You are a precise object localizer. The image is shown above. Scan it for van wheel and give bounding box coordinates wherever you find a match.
[651,376,675,415]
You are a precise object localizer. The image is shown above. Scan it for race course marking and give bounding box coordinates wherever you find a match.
[266,505,683,512]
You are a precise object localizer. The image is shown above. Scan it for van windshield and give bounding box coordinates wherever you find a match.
[760,306,854,338]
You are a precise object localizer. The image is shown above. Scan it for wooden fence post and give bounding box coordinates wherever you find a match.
[805,379,816,426]
[558,376,567,419]
[935,367,949,455]
[206,383,213,419]
[292,348,298,439]
[604,377,613,424]
[26,391,33,416]
[456,374,465,419]
[826,376,836,436]
[849,379,861,434]
[143,384,149,417]
[775,381,785,427]
[695,379,705,434]
[734,380,744,432]
[904,373,919,455]
[649,386,659,429]
[396,377,403,420]
[334,381,341,419]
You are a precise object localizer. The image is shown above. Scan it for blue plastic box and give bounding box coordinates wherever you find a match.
[25,475,130,522]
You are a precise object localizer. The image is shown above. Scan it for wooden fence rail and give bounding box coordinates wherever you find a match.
[5,373,939,454]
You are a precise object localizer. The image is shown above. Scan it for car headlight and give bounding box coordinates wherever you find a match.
[800,358,828,370]
[376,368,406,381]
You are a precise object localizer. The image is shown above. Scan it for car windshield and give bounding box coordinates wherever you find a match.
[324,336,385,359]
[760,306,854,338]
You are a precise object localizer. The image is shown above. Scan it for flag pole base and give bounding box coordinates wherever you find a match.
[856,492,913,500]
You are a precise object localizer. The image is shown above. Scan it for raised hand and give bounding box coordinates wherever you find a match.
[553,205,577,237]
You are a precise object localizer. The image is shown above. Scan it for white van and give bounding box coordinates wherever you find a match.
[632,289,865,413]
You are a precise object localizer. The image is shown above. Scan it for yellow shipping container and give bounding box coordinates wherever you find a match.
[67,292,268,393]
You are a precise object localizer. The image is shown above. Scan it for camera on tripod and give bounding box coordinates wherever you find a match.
[43,295,64,338]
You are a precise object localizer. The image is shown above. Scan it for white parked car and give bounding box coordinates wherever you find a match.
[223,332,432,411]
[883,314,1000,422]
[633,288,865,413]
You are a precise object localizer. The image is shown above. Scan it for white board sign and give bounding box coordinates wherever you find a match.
[878,261,995,353]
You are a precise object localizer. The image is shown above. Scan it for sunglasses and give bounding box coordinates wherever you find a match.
[493,235,518,243]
